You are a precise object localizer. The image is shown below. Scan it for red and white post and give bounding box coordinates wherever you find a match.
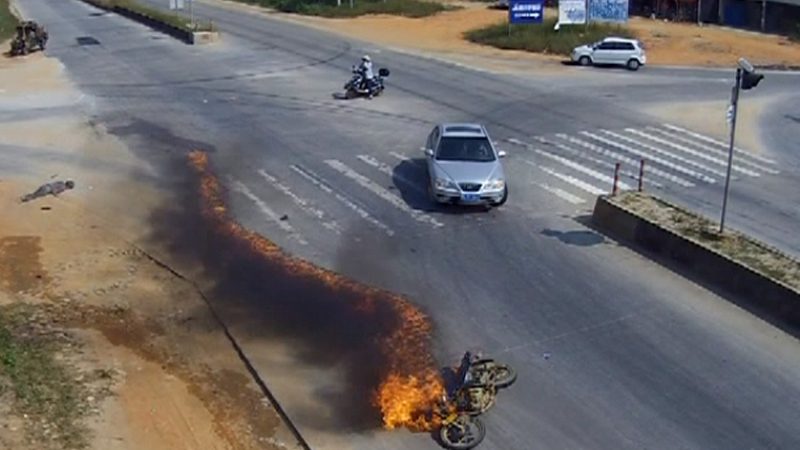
[638,159,646,192]
[612,162,621,196]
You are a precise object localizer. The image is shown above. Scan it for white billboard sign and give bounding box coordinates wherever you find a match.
[559,0,587,25]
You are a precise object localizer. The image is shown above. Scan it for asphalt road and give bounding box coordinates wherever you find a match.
[14,0,800,449]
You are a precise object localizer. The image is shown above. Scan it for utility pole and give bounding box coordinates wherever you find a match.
[719,58,764,234]
[719,67,740,234]
[697,0,702,25]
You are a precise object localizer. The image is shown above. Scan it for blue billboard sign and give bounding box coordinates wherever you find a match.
[509,0,544,24]
[588,0,629,23]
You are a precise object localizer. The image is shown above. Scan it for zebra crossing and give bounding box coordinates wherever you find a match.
[229,123,779,242]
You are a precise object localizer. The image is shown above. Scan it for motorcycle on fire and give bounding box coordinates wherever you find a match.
[343,66,390,99]
[435,351,517,449]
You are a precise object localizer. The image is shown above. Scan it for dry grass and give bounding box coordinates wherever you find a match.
[612,191,800,291]
[0,303,112,450]
[0,0,18,43]
[235,0,452,18]
[466,17,635,56]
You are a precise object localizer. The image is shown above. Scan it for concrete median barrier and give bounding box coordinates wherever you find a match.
[80,0,219,45]
[592,193,800,331]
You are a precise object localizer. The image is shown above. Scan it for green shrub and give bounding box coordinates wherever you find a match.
[241,0,450,18]
[466,17,635,56]
[0,0,18,43]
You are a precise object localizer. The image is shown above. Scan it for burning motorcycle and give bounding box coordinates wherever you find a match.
[435,401,486,450]
[343,66,390,99]
[434,351,517,449]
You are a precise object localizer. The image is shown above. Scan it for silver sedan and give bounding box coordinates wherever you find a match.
[423,123,508,207]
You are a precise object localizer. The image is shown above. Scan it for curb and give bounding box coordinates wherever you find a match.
[591,194,800,330]
[650,64,800,75]
[79,0,219,45]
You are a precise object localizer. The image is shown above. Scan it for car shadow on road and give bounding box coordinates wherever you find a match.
[392,158,496,216]
[560,60,637,71]
[541,228,606,247]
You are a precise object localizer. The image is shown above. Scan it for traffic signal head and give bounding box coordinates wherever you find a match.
[741,70,764,90]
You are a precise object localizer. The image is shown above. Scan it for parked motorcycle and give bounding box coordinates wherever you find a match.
[343,66,390,99]
[9,21,48,56]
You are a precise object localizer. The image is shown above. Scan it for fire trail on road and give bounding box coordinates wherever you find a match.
[186,150,446,432]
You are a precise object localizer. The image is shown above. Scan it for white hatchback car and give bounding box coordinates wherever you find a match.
[571,37,646,71]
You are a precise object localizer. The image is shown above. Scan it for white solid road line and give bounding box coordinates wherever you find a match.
[530,136,665,189]
[625,128,760,177]
[555,134,693,188]
[290,164,395,237]
[356,154,425,195]
[537,183,585,204]
[587,130,718,183]
[257,169,342,235]
[662,123,777,165]
[528,162,607,195]
[508,138,632,190]
[230,179,308,246]
[646,126,779,175]
[324,159,444,228]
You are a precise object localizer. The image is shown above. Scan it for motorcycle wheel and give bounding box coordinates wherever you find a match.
[439,416,486,450]
[344,89,358,99]
[471,359,517,389]
[492,364,517,389]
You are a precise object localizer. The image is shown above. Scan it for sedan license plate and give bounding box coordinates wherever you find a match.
[461,193,480,202]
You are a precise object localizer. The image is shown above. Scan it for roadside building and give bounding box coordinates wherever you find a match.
[629,0,800,35]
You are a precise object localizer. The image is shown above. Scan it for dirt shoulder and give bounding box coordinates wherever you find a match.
[0,52,302,450]
[629,17,800,67]
[206,0,800,71]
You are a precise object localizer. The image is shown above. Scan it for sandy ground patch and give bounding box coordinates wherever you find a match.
[630,18,800,67]
[0,50,302,450]
[208,0,800,70]
[0,51,71,93]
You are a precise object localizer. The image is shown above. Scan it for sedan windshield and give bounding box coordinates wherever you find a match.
[436,137,496,162]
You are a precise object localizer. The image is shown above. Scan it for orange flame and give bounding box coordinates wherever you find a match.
[376,372,446,431]
[187,150,446,432]
[374,296,447,431]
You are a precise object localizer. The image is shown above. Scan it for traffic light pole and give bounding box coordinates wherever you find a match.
[719,68,741,234]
